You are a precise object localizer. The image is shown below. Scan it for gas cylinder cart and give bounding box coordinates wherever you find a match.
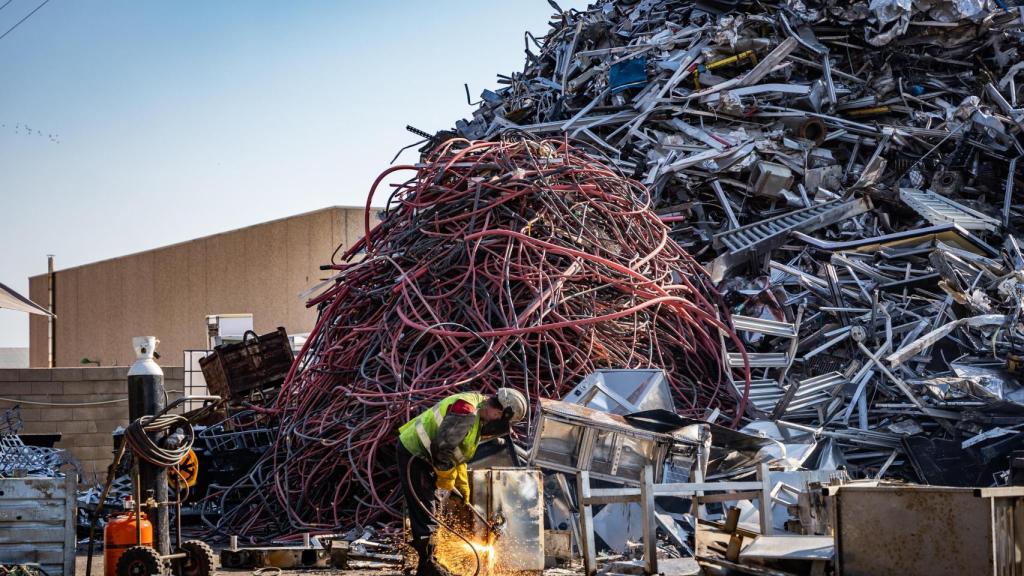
[84,393,223,576]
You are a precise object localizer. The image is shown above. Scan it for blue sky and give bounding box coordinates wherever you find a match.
[0,0,588,347]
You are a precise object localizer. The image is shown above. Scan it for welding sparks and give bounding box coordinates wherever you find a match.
[434,527,494,575]
[433,525,530,576]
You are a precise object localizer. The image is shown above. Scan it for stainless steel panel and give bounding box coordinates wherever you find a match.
[470,468,545,573]
[532,418,584,470]
[590,430,659,479]
[591,502,643,554]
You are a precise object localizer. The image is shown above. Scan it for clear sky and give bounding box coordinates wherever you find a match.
[0,0,589,347]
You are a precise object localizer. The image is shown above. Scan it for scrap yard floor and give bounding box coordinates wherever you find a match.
[77,550,705,575]
[74,551,402,576]
[75,550,597,576]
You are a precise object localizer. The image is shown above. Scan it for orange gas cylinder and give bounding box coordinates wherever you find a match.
[104,511,153,576]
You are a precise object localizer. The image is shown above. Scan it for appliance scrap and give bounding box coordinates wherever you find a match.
[441,0,1024,491]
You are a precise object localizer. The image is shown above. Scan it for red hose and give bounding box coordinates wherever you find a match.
[206,137,750,539]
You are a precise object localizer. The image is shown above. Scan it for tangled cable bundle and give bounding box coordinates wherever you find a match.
[124,413,194,468]
[210,137,748,538]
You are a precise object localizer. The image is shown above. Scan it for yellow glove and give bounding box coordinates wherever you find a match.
[453,463,470,503]
[435,467,457,492]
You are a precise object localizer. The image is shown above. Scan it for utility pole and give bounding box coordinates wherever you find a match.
[47,254,54,367]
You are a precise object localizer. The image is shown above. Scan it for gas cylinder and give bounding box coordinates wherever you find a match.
[127,336,169,554]
[104,509,153,576]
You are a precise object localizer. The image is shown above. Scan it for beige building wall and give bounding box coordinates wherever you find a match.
[29,206,376,367]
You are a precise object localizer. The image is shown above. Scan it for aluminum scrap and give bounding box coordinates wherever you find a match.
[437,0,1024,487]
[192,0,1024,545]
[0,406,77,479]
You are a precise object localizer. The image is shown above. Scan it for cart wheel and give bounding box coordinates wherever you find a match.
[173,540,216,576]
[116,546,168,576]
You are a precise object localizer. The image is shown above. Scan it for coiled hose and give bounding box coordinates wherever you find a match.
[124,413,195,466]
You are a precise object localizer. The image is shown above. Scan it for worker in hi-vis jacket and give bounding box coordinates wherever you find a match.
[396,388,528,575]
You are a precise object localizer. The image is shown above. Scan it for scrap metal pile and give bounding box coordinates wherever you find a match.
[208,138,747,538]
[442,1,1024,484]
[453,0,1023,257]
[204,0,1024,547]
[0,405,77,479]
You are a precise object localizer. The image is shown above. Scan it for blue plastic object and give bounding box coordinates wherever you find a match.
[609,57,647,94]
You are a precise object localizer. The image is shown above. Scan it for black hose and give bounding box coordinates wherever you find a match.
[405,457,481,576]
[124,413,194,467]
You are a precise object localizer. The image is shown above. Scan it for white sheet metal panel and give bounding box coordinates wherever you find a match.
[0,475,76,576]
[470,468,545,573]
[564,369,674,414]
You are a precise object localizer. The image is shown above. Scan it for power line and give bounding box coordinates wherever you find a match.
[0,0,51,42]
[0,1,15,13]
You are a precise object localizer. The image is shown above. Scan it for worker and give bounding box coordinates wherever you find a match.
[397,388,528,576]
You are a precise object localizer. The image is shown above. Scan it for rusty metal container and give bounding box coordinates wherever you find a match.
[831,484,1024,576]
[199,327,294,401]
[0,475,76,576]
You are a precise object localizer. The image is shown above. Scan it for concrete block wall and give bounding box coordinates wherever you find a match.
[0,367,184,483]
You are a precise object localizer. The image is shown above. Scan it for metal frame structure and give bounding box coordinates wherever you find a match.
[182,349,213,413]
[721,313,806,419]
[528,399,700,486]
[576,463,773,575]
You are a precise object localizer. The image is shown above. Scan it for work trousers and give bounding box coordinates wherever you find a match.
[397,440,437,541]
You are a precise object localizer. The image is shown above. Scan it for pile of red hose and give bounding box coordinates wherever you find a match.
[208,137,749,538]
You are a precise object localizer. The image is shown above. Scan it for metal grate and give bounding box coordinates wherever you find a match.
[197,411,275,453]
[714,197,871,256]
[0,435,76,478]
[899,188,1000,232]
